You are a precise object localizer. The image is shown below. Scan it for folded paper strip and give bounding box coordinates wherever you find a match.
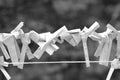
[0,21,120,80]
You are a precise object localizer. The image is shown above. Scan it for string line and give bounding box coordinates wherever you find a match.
[3,61,113,65]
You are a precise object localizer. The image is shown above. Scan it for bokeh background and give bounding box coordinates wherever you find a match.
[0,0,120,80]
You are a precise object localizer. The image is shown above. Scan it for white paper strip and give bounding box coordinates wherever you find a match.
[106,59,119,80]
[106,67,114,80]
[0,66,11,80]
[0,42,10,60]
[81,22,100,67]
[82,38,90,67]
[0,56,11,80]
[99,35,109,66]
[29,30,42,43]
[85,21,100,35]
[18,33,34,69]
[11,22,24,39]
[94,39,105,57]
[18,43,27,69]
[116,32,120,58]
[67,29,81,46]
[99,32,116,66]
[0,34,10,60]
[33,26,67,59]
[3,35,19,66]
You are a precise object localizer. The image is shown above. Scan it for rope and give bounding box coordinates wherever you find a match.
[4,61,113,65]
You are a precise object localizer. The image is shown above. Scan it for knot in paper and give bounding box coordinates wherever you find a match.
[111,59,120,69]
[108,32,117,41]
[89,32,102,41]
[21,33,31,44]
[11,22,24,39]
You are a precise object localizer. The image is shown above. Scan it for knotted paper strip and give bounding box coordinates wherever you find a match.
[18,31,34,69]
[33,26,66,59]
[67,29,81,46]
[3,34,19,66]
[81,22,100,67]
[99,28,112,66]
[11,22,24,39]
[0,34,10,60]
[0,21,120,80]
[106,59,120,80]
[0,56,11,80]
[116,32,120,58]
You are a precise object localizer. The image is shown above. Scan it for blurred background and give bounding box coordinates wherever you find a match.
[0,0,120,80]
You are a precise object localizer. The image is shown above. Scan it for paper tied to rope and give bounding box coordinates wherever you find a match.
[31,26,67,59]
[18,30,34,69]
[2,33,20,66]
[0,56,11,80]
[116,31,120,58]
[95,27,113,66]
[67,29,81,46]
[55,26,81,46]
[89,31,105,58]
[106,24,120,58]
[38,32,59,56]
[91,24,116,60]
[106,59,120,80]
[0,21,120,80]
[1,22,24,67]
[81,21,100,67]
[0,34,10,60]
[89,31,102,41]
[11,22,24,39]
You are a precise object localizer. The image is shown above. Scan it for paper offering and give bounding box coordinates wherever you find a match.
[3,35,19,66]
[106,59,120,80]
[0,34,10,60]
[99,36,109,66]
[0,56,11,80]
[67,29,81,46]
[29,30,41,43]
[11,22,24,39]
[94,39,105,57]
[98,28,114,66]
[116,32,120,58]
[0,66,11,80]
[0,21,120,80]
[81,22,100,67]
[0,41,10,60]
[18,33,34,69]
[82,38,90,67]
[33,26,67,59]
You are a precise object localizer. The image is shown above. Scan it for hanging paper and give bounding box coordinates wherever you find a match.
[94,39,105,57]
[0,56,11,80]
[33,26,67,59]
[0,34,10,60]
[11,22,24,39]
[81,22,100,67]
[29,30,45,43]
[18,33,34,69]
[99,35,110,66]
[67,29,81,46]
[26,46,34,60]
[116,32,120,58]
[106,59,119,80]
[3,34,19,66]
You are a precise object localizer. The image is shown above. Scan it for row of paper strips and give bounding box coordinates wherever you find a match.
[0,22,120,80]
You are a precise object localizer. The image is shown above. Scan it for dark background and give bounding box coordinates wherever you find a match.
[0,0,120,80]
